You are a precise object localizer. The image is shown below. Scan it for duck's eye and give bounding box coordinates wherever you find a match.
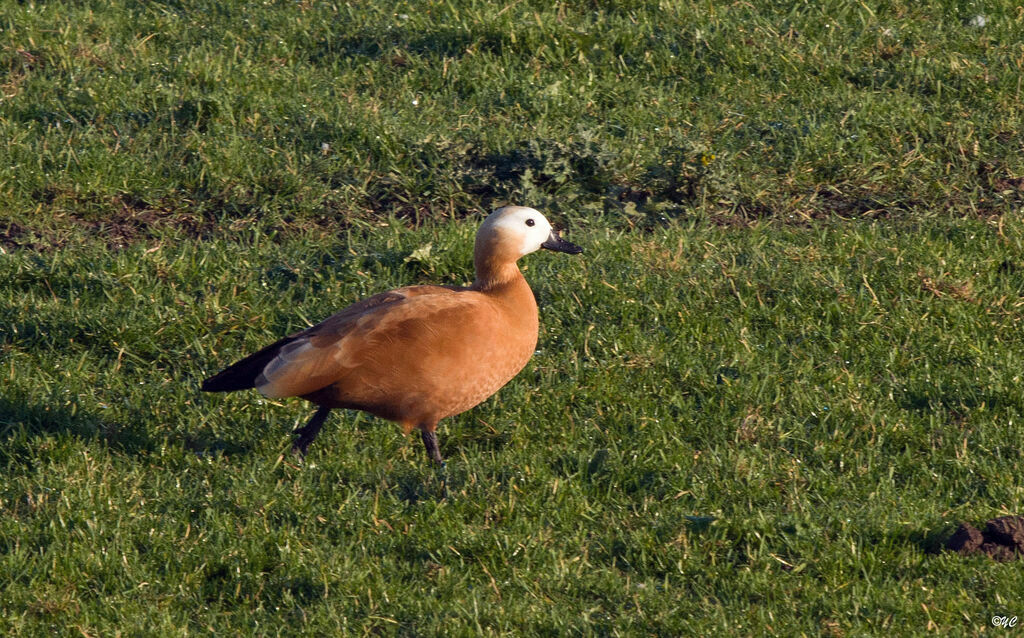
[525,218,535,227]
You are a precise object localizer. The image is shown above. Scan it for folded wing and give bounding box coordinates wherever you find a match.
[202,287,456,396]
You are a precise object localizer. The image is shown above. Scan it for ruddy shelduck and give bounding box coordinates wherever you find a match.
[202,206,582,463]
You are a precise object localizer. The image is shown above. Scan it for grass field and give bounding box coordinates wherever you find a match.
[2,0,1024,635]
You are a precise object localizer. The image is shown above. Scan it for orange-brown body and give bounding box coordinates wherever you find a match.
[202,206,581,462]
[272,278,539,432]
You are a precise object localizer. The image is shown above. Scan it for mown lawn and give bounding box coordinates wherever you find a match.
[2,0,1022,237]
[5,218,1024,634]
[2,0,1023,635]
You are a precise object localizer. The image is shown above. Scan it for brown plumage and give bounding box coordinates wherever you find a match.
[202,206,582,462]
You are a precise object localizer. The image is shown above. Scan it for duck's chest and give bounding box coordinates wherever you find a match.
[436,344,536,418]
[431,298,539,416]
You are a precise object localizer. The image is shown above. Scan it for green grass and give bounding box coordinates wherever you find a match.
[3,0,1024,635]
[4,218,1024,634]
[2,0,1023,240]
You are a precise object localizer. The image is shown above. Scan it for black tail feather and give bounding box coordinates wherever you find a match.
[201,334,300,392]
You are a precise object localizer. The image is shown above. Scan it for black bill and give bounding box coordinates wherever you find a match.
[541,229,583,254]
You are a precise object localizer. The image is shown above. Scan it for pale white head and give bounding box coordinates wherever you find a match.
[478,206,582,259]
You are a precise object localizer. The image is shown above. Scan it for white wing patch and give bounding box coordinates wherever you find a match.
[256,338,346,398]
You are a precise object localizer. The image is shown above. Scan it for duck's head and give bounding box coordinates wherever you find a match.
[477,205,582,258]
[473,206,582,287]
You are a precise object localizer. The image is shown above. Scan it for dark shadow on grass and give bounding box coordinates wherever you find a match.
[914,525,960,555]
[379,457,457,504]
[395,468,452,504]
[182,431,254,458]
[395,471,432,505]
[857,521,958,558]
[0,394,157,467]
[188,390,292,460]
[465,139,617,199]
[307,26,507,65]
[453,429,510,455]
[200,562,323,607]
[685,516,717,533]
[899,383,1023,413]
[548,448,613,481]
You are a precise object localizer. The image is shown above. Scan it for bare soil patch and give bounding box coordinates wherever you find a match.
[945,516,1024,561]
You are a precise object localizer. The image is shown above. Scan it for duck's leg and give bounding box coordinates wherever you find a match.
[418,422,448,498]
[293,406,331,456]
[419,423,444,464]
